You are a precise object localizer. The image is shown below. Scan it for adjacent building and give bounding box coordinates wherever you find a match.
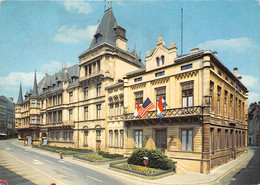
[248,102,260,146]
[0,96,15,139]
[15,7,248,174]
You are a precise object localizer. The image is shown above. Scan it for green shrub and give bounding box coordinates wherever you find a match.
[127,148,175,170]
[97,151,123,159]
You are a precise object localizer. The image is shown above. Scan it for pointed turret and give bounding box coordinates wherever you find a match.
[88,8,118,49]
[16,82,23,105]
[31,70,39,98]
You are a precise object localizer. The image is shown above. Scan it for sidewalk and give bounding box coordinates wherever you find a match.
[12,140,254,185]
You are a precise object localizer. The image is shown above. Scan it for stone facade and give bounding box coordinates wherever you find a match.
[15,7,248,174]
[248,102,260,146]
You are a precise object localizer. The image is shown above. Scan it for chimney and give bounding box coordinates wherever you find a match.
[191,48,199,53]
[238,76,242,81]
[233,67,238,77]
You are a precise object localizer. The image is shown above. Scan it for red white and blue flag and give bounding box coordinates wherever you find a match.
[131,101,140,119]
[138,98,155,119]
[157,96,167,118]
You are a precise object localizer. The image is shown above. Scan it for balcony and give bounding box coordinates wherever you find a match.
[45,121,75,129]
[79,70,104,85]
[124,106,203,120]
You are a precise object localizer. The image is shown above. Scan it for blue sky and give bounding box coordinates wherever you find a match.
[0,0,259,105]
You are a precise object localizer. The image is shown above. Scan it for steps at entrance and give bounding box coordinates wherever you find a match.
[176,163,187,174]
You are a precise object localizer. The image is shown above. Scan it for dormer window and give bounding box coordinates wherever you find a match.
[161,56,165,65]
[94,33,102,44]
[156,57,160,66]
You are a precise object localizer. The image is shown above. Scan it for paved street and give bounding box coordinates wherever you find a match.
[212,146,260,185]
[1,139,259,185]
[0,139,130,185]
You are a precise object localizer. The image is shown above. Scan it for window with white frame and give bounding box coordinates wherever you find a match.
[97,83,101,97]
[120,130,124,147]
[96,104,101,119]
[109,130,113,146]
[135,130,143,148]
[115,130,118,146]
[109,104,113,116]
[181,129,193,151]
[120,102,124,114]
[115,103,119,115]
[182,82,193,107]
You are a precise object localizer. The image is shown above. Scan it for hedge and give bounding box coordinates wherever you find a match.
[98,151,124,159]
[127,148,175,170]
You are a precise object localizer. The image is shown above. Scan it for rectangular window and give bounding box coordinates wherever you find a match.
[156,87,166,109]
[58,111,62,122]
[115,103,119,115]
[217,86,221,115]
[182,82,193,107]
[109,104,114,116]
[210,128,214,150]
[97,83,101,97]
[84,131,88,145]
[210,81,214,112]
[135,130,143,148]
[181,64,192,70]
[84,87,88,100]
[120,130,124,147]
[84,107,88,120]
[217,129,221,149]
[181,129,193,151]
[56,132,60,140]
[230,94,233,119]
[69,92,73,102]
[58,94,62,105]
[115,130,118,146]
[225,129,228,148]
[134,77,142,82]
[96,130,101,140]
[96,104,101,119]
[69,109,73,121]
[155,71,165,77]
[134,91,143,105]
[224,90,228,116]
[97,60,100,71]
[63,132,67,140]
[53,112,57,122]
[69,132,73,140]
[120,102,124,115]
[109,130,113,146]
[85,65,88,76]
[51,132,54,139]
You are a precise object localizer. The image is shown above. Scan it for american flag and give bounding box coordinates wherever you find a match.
[138,98,155,119]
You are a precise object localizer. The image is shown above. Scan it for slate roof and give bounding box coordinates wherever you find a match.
[16,83,23,105]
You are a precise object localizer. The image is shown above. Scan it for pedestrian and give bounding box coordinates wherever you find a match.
[59,149,63,159]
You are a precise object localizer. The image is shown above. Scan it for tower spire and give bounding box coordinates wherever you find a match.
[16,82,23,105]
[31,70,39,98]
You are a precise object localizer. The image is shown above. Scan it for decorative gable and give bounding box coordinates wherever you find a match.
[145,36,177,72]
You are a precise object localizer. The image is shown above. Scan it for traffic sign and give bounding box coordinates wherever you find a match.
[143,159,148,166]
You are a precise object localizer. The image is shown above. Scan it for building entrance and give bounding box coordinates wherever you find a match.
[155,130,167,152]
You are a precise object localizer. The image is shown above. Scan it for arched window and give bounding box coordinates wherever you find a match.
[115,130,119,146]
[156,57,160,66]
[161,56,165,65]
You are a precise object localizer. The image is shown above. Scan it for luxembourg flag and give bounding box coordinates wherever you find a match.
[132,101,140,119]
[157,96,167,118]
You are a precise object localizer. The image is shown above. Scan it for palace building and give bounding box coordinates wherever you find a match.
[15,7,248,174]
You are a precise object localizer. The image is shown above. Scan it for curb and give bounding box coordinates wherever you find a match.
[10,140,255,185]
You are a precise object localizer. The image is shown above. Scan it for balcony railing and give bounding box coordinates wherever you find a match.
[79,70,104,82]
[124,106,203,120]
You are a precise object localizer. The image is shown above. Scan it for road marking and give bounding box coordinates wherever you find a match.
[2,151,64,185]
[86,175,103,183]
[45,160,54,164]
[59,160,65,163]
[33,159,43,165]
[62,166,72,171]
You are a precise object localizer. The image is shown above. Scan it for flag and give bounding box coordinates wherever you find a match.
[138,98,155,119]
[131,101,140,119]
[157,96,167,118]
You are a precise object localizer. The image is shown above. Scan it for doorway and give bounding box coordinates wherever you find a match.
[155,130,167,152]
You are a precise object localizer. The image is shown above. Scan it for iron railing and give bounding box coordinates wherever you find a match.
[124,106,203,120]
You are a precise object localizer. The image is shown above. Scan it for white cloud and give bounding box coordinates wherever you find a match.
[197,38,260,53]
[240,74,260,105]
[53,24,97,44]
[40,60,73,75]
[63,1,92,14]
